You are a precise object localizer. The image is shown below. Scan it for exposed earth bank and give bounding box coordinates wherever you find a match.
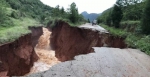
[49,21,127,61]
[0,21,142,76]
[0,26,42,76]
[27,28,60,75]
[26,22,150,77]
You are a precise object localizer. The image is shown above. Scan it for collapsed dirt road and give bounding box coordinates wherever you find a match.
[25,23,150,77]
[78,23,108,33]
[26,47,150,77]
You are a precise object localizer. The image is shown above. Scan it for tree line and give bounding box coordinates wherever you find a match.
[0,0,86,27]
[97,0,150,34]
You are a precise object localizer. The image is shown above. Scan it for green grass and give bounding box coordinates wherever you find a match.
[45,17,85,28]
[120,21,141,33]
[6,8,16,16]
[0,17,40,45]
[126,34,150,55]
[100,24,150,55]
[121,21,140,25]
[101,24,129,37]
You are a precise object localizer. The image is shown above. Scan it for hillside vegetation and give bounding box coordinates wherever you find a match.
[97,0,150,55]
[0,0,86,45]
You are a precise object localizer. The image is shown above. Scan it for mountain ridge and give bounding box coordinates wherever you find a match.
[81,11,101,22]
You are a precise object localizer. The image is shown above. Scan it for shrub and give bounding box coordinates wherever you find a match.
[141,0,150,35]
[11,11,20,19]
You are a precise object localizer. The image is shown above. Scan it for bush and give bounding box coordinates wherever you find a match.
[111,4,123,28]
[101,24,128,37]
[141,0,150,35]
[0,0,7,25]
[101,24,150,55]
[1,18,14,27]
[11,11,20,19]
[120,21,141,33]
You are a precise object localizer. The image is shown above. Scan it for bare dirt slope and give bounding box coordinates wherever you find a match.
[50,22,126,61]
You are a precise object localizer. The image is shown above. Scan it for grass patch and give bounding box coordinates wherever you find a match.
[121,21,140,25]
[100,24,150,55]
[126,35,150,55]
[45,17,85,28]
[0,17,40,45]
[120,21,141,33]
[100,24,128,37]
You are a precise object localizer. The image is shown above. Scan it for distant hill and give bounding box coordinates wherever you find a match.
[81,11,101,22]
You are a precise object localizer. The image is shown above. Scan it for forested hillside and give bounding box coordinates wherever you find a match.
[97,1,145,24]
[97,0,150,55]
[0,0,86,44]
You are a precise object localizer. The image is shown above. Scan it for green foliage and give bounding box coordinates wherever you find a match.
[6,0,53,22]
[101,24,128,37]
[0,18,40,45]
[122,2,145,21]
[78,14,86,23]
[0,0,7,24]
[101,24,150,55]
[111,4,123,28]
[0,0,86,45]
[97,8,113,25]
[11,11,20,19]
[46,17,85,29]
[97,0,150,55]
[136,35,150,55]
[141,0,150,34]
[126,34,150,55]
[116,0,142,6]
[98,1,145,24]
[68,2,79,23]
[0,0,14,27]
[120,21,141,32]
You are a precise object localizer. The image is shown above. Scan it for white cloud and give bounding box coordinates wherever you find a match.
[40,0,116,13]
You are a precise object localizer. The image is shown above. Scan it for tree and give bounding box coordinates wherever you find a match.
[52,5,61,17]
[88,18,90,23]
[111,4,123,28]
[61,7,65,14]
[116,0,142,6]
[68,2,79,23]
[78,14,86,22]
[97,7,113,25]
[0,0,7,25]
[141,0,150,34]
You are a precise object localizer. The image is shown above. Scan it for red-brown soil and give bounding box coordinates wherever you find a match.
[49,21,127,61]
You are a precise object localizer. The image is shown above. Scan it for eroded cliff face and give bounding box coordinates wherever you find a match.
[0,27,43,76]
[29,26,43,47]
[49,21,127,62]
[0,34,37,76]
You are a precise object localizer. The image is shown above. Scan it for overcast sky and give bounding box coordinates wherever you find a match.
[40,0,116,13]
